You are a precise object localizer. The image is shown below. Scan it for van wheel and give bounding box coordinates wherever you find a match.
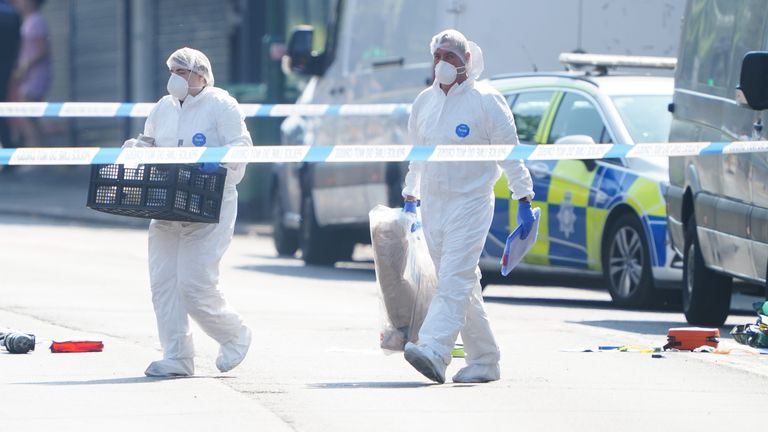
[272,194,298,256]
[331,235,355,263]
[300,195,355,265]
[300,195,336,265]
[682,217,732,326]
[602,213,656,308]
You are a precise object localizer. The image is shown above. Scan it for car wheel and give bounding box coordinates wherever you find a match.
[682,216,732,326]
[602,213,656,308]
[272,193,298,256]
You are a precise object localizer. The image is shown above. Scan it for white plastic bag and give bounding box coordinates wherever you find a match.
[369,205,436,352]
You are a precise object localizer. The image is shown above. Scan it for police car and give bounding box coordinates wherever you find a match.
[480,53,681,308]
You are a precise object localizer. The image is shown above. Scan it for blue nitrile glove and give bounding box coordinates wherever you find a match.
[403,199,421,232]
[199,162,220,173]
[517,199,535,240]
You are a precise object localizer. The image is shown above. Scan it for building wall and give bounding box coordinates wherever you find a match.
[154,0,237,98]
[34,0,289,219]
[41,0,239,147]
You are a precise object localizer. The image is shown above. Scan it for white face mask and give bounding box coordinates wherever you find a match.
[167,72,204,100]
[434,60,466,86]
[167,73,189,100]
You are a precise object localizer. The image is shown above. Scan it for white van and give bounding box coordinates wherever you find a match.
[274,0,684,265]
[667,0,768,326]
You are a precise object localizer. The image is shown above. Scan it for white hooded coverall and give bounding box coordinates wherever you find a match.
[403,77,534,368]
[143,86,252,362]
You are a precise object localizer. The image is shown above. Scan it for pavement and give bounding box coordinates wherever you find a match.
[3,165,767,431]
[0,165,289,431]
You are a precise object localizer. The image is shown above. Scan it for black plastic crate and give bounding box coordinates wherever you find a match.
[87,164,227,223]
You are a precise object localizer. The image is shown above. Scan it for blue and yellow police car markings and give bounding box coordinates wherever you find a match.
[590,165,638,209]
[525,205,551,266]
[516,160,558,266]
[626,178,668,267]
[590,163,668,268]
[543,160,597,268]
[526,160,557,202]
[489,158,670,274]
[645,215,667,267]
[486,169,670,280]
[626,176,666,217]
[586,165,634,269]
[525,159,556,265]
[487,173,553,266]
[602,166,664,266]
[586,206,610,269]
[548,201,590,268]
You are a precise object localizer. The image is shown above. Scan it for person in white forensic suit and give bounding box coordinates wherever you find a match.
[402,30,535,384]
[124,47,253,377]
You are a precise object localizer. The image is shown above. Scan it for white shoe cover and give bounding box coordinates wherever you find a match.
[216,325,252,373]
[404,342,446,384]
[452,363,500,383]
[144,358,194,377]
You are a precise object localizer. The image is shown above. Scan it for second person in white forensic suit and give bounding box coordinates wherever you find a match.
[125,47,254,377]
[402,30,535,383]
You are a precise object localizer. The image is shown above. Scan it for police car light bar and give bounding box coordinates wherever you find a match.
[559,53,677,70]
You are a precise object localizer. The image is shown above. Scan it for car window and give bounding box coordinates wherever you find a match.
[611,95,671,143]
[509,91,555,143]
[506,94,517,109]
[548,92,608,144]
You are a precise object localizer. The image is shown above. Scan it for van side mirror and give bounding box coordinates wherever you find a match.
[282,25,323,76]
[737,51,768,111]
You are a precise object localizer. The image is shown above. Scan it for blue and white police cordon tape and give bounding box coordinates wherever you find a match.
[2,142,768,166]
[2,102,768,164]
[0,102,411,118]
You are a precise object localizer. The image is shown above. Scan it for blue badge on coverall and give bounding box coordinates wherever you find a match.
[192,133,207,146]
[455,123,470,138]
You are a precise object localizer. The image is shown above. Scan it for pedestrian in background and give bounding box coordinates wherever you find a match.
[402,29,535,384]
[9,0,50,149]
[125,47,254,377]
[0,0,20,150]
